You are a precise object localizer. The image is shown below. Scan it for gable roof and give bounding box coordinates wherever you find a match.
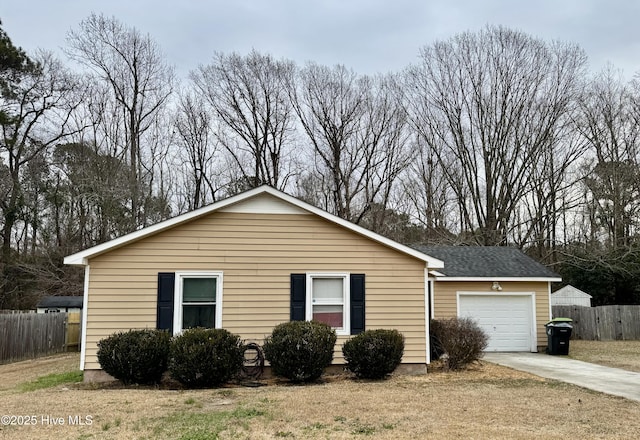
[36,296,84,309]
[413,245,561,281]
[552,285,592,298]
[64,185,444,269]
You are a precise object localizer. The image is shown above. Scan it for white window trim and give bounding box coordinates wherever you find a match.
[306,272,350,336]
[173,271,223,335]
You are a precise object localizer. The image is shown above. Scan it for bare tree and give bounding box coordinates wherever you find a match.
[50,77,138,245]
[66,13,175,229]
[50,142,130,248]
[191,50,297,191]
[516,127,587,262]
[556,68,640,305]
[291,64,411,228]
[399,135,456,243]
[406,26,587,245]
[578,66,640,248]
[0,51,81,306]
[174,90,222,209]
[356,74,415,231]
[139,108,174,224]
[290,63,366,221]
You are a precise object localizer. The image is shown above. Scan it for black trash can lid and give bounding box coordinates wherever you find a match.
[546,317,573,327]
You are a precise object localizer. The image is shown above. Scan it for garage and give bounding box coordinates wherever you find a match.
[416,246,561,353]
[458,294,535,352]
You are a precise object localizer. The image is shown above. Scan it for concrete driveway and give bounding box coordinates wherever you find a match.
[483,352,640,402]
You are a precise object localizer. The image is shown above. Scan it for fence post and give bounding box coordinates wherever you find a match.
[614,306,621,340]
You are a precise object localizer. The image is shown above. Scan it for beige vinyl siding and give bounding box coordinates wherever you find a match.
[84,212,427,370]
[432,280,552,348]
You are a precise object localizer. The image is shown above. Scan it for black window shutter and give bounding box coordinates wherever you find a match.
[350,274,365,335]
[157,272,175,331]
[290,273,306,321]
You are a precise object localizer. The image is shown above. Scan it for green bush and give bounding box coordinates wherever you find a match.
[97,329,171,385]
[342,329,404,379]
[430,317,488,370]
[169,328,244,388]
[263,321,337,382]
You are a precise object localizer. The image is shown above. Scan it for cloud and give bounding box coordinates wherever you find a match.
[3,0,640,78]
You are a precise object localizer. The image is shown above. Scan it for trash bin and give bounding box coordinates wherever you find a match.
[545,318,573,355]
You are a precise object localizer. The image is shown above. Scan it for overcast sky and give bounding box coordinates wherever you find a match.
[3,1,640,79]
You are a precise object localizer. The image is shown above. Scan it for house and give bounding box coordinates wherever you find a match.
[64,186,560,381]
[64,186,445,381]
[551,285,592,307]
[36,296,84,314]
[415,246,561,352]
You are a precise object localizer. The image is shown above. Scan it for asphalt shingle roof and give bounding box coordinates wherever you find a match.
[413,246,560,278]
[36,296,84,308]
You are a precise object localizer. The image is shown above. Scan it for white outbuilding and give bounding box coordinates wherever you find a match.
[551,285,592,307]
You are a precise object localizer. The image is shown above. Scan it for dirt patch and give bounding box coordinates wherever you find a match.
[1,353,639,439]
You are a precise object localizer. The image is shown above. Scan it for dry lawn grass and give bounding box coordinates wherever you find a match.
[569,340,640,373]
[1,353,639,439]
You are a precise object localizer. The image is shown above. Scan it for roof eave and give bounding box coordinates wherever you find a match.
[63,256,88,266]
[434,276,562,282]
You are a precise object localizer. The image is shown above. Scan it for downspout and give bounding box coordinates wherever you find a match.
[430,278,435,320]
[79,265,90,371]
[548,282,553,320]
[425,267,430,365]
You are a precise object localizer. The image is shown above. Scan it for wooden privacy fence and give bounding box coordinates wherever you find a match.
[552,305,640,340]
[0,312,80,364]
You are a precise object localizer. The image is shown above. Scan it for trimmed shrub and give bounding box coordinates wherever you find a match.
[97,329,171,385]
[342,329,404,379]
[430,317,488,370]
[263,321,337,382]
[169,328,244,388]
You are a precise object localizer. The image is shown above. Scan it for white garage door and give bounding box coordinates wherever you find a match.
[458,294,534,352]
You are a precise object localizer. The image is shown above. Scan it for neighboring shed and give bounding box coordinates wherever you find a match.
[65,186,444,381]
[36,296,84,314]
[551,285,592,307]
[415,246,561,353]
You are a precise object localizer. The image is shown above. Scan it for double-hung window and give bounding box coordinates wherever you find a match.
[306,273,350,335]
[173,272,223,334]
